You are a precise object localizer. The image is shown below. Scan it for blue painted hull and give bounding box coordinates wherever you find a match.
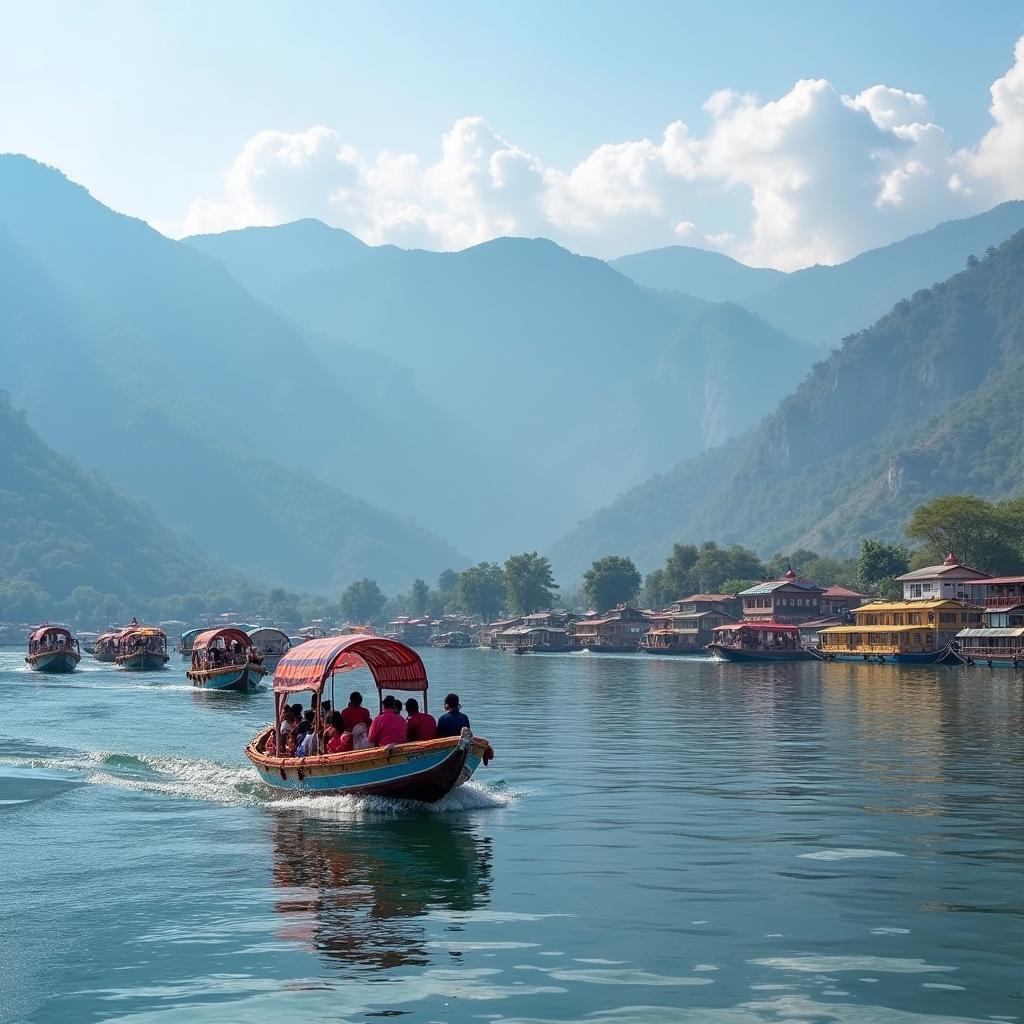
[189,663,267,692]
[708,644,813,663]
[826,650,955,665]
[117,650,169,671]
[960,654,1024,668]
[26,651,80,673]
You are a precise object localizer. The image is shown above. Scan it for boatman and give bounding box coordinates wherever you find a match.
[436,693,471,738]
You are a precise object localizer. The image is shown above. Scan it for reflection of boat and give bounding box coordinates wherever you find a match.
[93,628,126,662]
[115,626,170,671]
[707,622,814,662]
[25,625,81,673]
[246,635,494,803]
[269,812,493,970]
[247,627,292,671]
[186,627,267,691]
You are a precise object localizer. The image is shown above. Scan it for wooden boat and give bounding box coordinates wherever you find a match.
[246,635,494,803]
[92,628,125,662]
[638,629,706,655]
[431,631,472,649]
[707,621,815,662]
[178,627,204,658]
[955,604,1024,667]
[25,625,81,673]
[247,627,292,671]
[819,599,977,664]
[186,627,267,691]
[115,626,169,671]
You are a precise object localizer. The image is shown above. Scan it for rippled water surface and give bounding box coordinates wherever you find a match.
[1,647,1022,1023]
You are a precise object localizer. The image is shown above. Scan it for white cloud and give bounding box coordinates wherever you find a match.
[178,38,1024,270]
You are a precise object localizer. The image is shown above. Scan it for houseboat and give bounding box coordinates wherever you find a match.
[187,627,267,691]
[956,584,1024,666]
[245,635,494,803]
[25,625,81,673]
[115,626,169,671]
[640,593,739,654]
[92,628,125,662]
[247,627,292,671]
[570,605,651,652]
[431,631,473,649]
[818,599,981,664]
[178,627,204,657]
[707,621,814,662]
[493,624,569,653]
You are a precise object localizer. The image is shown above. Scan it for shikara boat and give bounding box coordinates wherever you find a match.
[115,626,169,671]
[186,627,267,691]
[246,635,494,803]
[25,625,81,673]
[707,621,815,662]
[92,628,125,662]
[178,627,204,658]
[247,627,292,671]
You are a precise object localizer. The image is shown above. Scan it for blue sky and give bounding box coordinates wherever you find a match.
[3,1,1024,265]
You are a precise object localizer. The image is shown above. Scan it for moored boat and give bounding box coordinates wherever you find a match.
[246,635,494,803]
[818,599,979,664]
[115,626,170,671]
[178,627,204,658]
[431,631,472,649]
[25,625,81,673]
[247,627,292,671]
[187,627,267,691]
[638,629,707,655]
[956,601,1024,666]
[707,621,814,662]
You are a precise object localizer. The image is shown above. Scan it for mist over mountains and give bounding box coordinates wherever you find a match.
[5,153,1024,604]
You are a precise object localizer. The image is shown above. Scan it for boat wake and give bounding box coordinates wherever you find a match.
[0,746,518,816]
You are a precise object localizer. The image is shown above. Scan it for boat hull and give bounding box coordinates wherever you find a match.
[188,662,268,691]
[25,651,80,673]
[708,644,814,663]
[824,650,956,665]
[92,651,117,663]
[246,730,491,803]
[116,650,170,671]
[639,646,706,656]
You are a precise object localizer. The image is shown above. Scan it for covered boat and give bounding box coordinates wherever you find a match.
[707,621,814,662]
[25,625,81,673]
[187,627,267,691]
[115,626,169,671]
[178,627,204,657]
[247,627,292,671]
[92,628,125,662]
[246,635,494,803]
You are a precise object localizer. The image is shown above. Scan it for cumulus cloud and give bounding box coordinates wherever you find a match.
[179,38,1024,269]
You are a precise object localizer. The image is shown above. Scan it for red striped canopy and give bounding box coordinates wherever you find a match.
[273,634,428,695]
[713,621,799,634]
[193,627,251,654]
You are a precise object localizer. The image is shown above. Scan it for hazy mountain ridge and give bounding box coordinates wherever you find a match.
[0,156,468,591]
[550,229,1024,578]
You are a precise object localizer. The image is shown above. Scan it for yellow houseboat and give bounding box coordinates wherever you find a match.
[818,599,981,664]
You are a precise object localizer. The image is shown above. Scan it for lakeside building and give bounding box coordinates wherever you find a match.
[956,577,1024,665]
[570,605,650,651]
[820,586,867,617]
[819,598,982,663]
[739,570,826,626]
[493,624,571,652]
[386,617,434,645]
[895,555,991,602]
[640,594,739,654]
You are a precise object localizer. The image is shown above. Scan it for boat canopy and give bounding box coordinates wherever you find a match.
[28,625,74,643]
[273,634,428,696]
[193,627,252,654]
[96,628,127,643]
[181,627,204,644]
[122,626,165,640]
[248,627,290,645]
[956,627,1024,638]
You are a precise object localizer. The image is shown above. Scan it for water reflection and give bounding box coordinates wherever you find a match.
[269,812,493,972]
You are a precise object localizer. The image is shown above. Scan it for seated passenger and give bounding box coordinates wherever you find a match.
[351,722,371,750]
[341,691,372,732]
[436,693,471,738]
[298,727,320,757]
[368,696,407,746]
[327,712,353,753]
[404,698,437,742]
[283,729,297,757]
[265,729,277,756]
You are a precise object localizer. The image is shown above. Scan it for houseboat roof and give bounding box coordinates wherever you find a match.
[500,625,567,636]
[797,616,847,630]
[956,627,1024,637]
[896,555,991,581]
[713,621,799,633]
[821,624,923,635]
[978,575,1024,585]
[853,598,975,612]
[676,593,736,603]
[248,627,291,643]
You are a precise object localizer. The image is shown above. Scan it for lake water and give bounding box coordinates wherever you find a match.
[1,646,1022,1024]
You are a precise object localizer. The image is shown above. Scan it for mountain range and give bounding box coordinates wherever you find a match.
[550,226,1024,579]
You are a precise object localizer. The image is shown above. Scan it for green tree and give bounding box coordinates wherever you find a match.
[410,578,430,616]
[691,542,766,592]
[640,568,670,610]
[456,563,506,622]
[661,543,699,601]
[857,539,910,598]
[503,552,558,614]
[583,555,642,612]
[437,568,459,598]
[0,579,48,621]
[720,577,761,595]
[340,578,386,623]
[905,495,1024,573]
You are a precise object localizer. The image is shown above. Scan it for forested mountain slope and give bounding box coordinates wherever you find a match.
[550,230,1024,579]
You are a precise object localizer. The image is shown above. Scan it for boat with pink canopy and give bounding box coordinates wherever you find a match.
[245,634,494,803]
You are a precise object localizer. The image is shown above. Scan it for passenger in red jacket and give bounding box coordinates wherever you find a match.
[341,691,372,732]
[404,698,437,742]
[368,696,408,747]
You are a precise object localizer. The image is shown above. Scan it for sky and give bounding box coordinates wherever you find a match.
[2,0,1024,268]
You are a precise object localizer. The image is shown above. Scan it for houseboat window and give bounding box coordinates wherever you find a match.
[909,614,921,624]
[940,613,957,624]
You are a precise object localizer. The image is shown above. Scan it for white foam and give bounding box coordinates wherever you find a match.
[800,849,906,861]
